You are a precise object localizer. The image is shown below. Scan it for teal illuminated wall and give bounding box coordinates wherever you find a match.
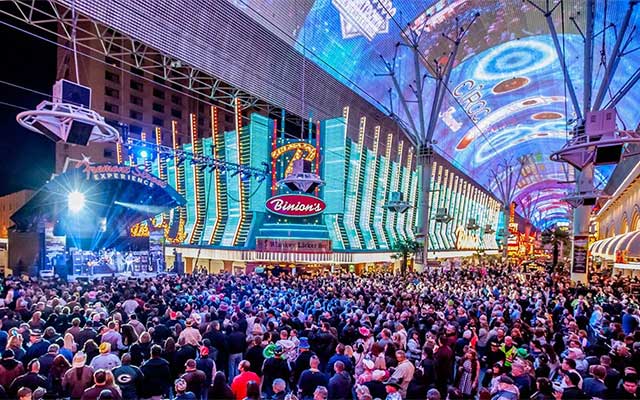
[142,109,500,252]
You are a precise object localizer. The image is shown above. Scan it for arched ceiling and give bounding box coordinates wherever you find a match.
[230,0,640,227]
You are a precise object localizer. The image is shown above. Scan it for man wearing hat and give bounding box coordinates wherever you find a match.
[293,337,315,389]
[0,349,24,390]
[178,318,202,347]
[383,378,403,400]
[196,346,216,400]
[491,375,519,400]
[24,330,49,364]
[90,343,121,371]
[62,352,94,399]
[181,359,207,400]
[261,345,290,398]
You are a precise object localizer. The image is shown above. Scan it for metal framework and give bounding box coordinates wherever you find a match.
[528,0,639,279]
[490,158,524,260]
[127,137,270,180]
[0,0,305,124]
[380,15,478,267]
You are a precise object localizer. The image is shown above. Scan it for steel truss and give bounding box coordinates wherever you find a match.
[0,0,302,122]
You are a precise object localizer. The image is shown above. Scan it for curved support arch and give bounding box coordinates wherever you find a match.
[631,205,640,231]
[621,212,630,234]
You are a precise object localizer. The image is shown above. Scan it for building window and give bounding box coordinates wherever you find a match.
[152,116,164,126]
[129,110,143,121]
[198,116,205,126]
[153,75,165,84]
[153,88,165,99]
[171,94,182,105]
[105,70,120,84]
[104,149,114,158]
[130,66,144,77]
[171,109,182,119]
[224,114,233,123]
[130,80,144,91]
[104,102,119,113]
[130,95,143,106]
[104,87,119,99]
[152,103,164,113]
[198,102,205,113]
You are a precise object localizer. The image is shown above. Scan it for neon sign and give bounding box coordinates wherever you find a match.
[266,194,326,217]
[271,142,317,177]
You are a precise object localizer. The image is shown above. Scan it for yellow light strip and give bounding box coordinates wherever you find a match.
[209,105,221,245]
[190,113,204,244]
[116,142,123,164]
[232,97,244,245]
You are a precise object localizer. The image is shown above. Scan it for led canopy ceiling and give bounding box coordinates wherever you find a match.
[230,0,639,227]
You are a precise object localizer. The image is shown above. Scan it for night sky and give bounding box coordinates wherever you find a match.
[0,20,55,196]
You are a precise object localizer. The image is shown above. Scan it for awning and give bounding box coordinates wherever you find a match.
[590,230,640,260]
[11,162,185,234]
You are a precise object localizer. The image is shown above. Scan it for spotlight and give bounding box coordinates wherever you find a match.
[68,191,86,213]
[256,174,266,183]
[139,149,149,159]
[240,171,252,181]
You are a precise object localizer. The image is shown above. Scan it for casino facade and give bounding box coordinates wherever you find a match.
[124,106,504,274]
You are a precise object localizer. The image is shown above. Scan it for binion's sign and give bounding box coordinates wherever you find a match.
[266,194,326,217]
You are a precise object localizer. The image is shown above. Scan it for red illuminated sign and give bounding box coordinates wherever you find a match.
[266,194,326,217]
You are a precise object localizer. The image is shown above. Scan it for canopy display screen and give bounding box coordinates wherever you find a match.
[230,0,639,227]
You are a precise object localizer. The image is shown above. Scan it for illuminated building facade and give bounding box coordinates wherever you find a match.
[125,106,502,270]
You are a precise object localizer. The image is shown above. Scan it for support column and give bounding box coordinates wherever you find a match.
[502,206,510,261]
[417,146,433,267]
[572,165,594,283]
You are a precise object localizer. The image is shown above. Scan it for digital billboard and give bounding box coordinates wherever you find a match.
[228,0,640,227]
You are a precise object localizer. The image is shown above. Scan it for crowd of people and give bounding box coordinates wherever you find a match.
[0,264,637,400]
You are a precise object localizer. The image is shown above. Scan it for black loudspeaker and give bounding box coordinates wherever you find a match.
[582,197,597,206]
[32,120,62,142]
[67,120,94,145]
[594,144,623,165]
[54,79,91,108]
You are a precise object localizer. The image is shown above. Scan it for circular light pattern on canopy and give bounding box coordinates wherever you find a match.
[492,77,530,94]
[532,111,564,120]
[475,38,556,80]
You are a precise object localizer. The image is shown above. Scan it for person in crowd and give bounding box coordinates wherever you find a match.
[49,354,72,397]
[181,359,207,400]
[312,386,328,400]
[175,378,197,400]
[270,378,288,400]
[231,360,261,400]
[112,353,143,400]
[327,360,351,400]
[140,344,171,399]
[210,371,234,400]
[0,349,25,390]
[9,359,49,397]
[90,343,121,371]
[63,352,95,400]
[262,345,290,398]
[244,380,261,400]
[0,264,637,400]
[80,369,122,400]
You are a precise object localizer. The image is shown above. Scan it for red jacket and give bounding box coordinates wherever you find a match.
[231,371,261,400]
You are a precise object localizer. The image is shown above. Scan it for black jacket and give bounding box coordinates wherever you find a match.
[327,371,351,400]
[9,372,49,397]
[140,357,171,398]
